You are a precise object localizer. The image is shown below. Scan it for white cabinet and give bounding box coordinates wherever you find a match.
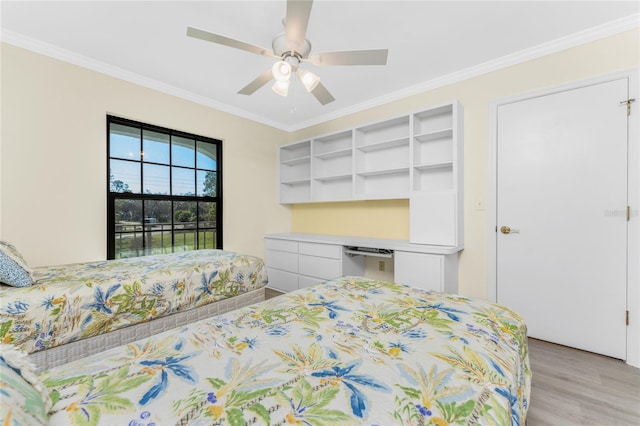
[394,251,458,293]
[265,233,459,293]
[277,101,464,248]
[265,236,365,292]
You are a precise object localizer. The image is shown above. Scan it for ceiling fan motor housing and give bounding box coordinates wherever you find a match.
[272,33,311,60]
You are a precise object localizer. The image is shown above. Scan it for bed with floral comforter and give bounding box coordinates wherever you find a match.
[29,276,530,425]
[0,250,267,359]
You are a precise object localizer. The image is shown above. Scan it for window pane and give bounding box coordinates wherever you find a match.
[143,130,170,165]
[197,141,217,170]
[173,200,197,251]
[114,232,143,259]
[110,159,140,193]
[110,123,140,161]
[143,199,171,232]
[144,231,173,256]
[114,199,143,259]
[174,201,197,226]
[198,230,217,249]
[197,170,217,197]
[198,202,217,229]
[143,164,170,195]
[172,167,195,196]
[172,136,195,168]
[114,199,142,224]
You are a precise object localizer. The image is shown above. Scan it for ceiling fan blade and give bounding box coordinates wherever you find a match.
[187,26,275,58]
[285,0,313,51]
[310,82,335,105]
[238,68,274,95]
[310,49,388,66]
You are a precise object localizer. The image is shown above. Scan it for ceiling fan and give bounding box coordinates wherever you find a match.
[186,0,388,105]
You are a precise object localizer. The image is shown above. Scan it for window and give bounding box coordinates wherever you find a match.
[107,116,222,259]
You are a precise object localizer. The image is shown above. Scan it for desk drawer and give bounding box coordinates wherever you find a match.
[299,275,324,289]
[265,249,298,273]
[265,238,299,253]
[299,255,340,280]
[267,268,298,292]
[299,242,341,259]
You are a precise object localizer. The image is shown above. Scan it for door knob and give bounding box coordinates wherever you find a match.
[500,226,520,234]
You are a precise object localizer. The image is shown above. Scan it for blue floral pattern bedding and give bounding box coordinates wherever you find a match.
[39,277,530,425]
[0,250,268,354]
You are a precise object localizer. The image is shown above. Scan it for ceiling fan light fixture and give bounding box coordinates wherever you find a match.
[298,68,320,92]
[272,60,292,82]
[272,80,290,97]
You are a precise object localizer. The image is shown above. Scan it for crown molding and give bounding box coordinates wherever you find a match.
[2,13,639,133]
[0,29,287,131]
[287,13,640,131]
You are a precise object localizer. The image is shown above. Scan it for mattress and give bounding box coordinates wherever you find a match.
[39,276,530,425]
[0,249,268,354]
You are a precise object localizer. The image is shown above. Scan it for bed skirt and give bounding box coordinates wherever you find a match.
[29,287,265,371]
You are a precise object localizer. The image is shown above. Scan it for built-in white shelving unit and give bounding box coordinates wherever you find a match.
[277,101,463,247]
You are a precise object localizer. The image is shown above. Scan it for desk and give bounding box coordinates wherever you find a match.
[265,233,461,293]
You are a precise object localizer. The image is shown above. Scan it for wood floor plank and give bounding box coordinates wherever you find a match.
[527,338,640,426]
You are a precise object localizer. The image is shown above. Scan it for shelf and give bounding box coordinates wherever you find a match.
[314,148,352,160]
[356,136,409,152]
[356,166,410,177]
[281,178,312,185]
[281,156,311,166]
[414,162,453,171]
[313,130,353,156]
[280,141,311,162]
[414,129,453,142]
[314,173,352,182]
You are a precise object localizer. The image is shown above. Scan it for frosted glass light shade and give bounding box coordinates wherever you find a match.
[272,61,292,82]
[298,69,320,92]
[272,80,290,97]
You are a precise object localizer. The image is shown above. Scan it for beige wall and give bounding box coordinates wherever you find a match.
[289,29,640,298]
[0,43,290,266]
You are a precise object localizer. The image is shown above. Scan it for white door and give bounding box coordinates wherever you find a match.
[496,78,629,359]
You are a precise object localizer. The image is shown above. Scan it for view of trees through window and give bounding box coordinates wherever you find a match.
[107,116,222,259]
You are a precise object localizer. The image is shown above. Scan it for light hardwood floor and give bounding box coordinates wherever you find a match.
[264,288,640,425]
[527,338,640,426]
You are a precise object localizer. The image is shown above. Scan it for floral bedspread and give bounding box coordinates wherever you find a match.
[0,250,267,354]
[40,276,530,425]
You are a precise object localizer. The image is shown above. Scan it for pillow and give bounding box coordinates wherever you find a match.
[0,344,51,426]
[0,241,33,287]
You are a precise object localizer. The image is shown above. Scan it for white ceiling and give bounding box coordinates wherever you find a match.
[2,1,638,131]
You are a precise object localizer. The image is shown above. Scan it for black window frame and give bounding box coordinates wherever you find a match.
[106,115,223,259]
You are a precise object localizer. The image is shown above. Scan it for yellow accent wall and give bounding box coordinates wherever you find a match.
[289,29,640,298]
[291,199,409,239]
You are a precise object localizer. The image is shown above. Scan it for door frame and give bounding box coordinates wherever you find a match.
[487,69,639,367]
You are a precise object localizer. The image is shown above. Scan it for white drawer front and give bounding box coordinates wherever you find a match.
[298,242,341,259]
[299,255,341,280]
[265,238,299,253]
[266,268,298,292]
[298,275,324,289]
[265,249,298,273]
